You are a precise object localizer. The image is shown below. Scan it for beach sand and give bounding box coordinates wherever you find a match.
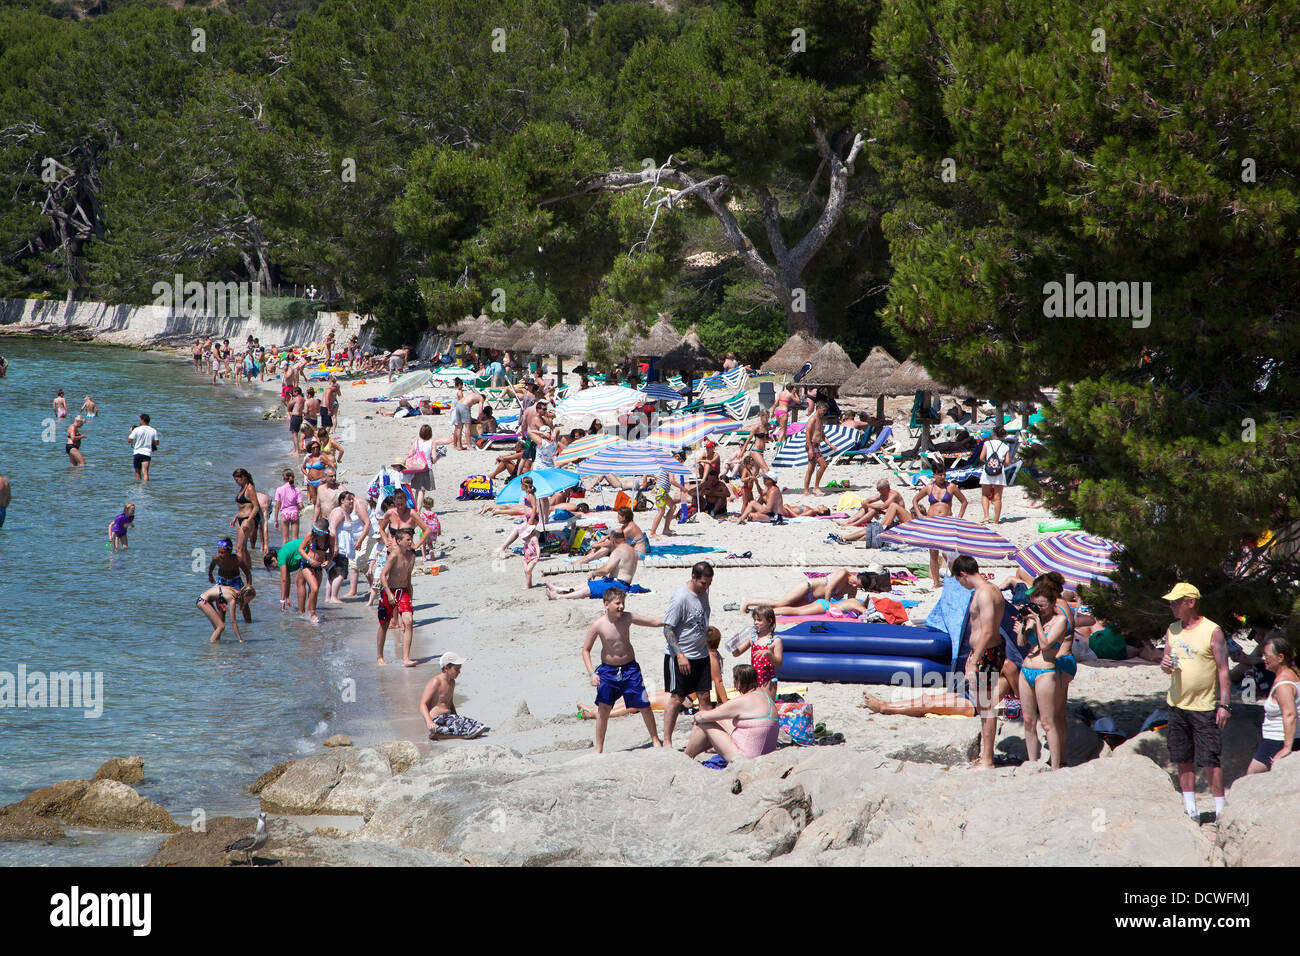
[249,365,1180,772]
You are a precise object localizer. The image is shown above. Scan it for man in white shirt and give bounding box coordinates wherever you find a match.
[127,413,159,481]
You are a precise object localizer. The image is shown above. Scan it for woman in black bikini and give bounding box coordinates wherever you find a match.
[296,514,334,624]
[66,416,87,466]
[909,464,969,589]
[231,468,261,568]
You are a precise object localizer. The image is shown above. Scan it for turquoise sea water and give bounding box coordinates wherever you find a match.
[0,339,366,864]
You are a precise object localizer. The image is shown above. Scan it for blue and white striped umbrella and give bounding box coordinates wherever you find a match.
[771,424,867,468]
[576,440,694,477]
[555,385,646,419]
[641,383,686,404]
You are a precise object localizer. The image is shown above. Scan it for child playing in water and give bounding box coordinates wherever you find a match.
[108,503,135,550]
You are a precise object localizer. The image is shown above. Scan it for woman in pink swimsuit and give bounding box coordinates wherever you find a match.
[684,665,780,763]
[274,470,303,545]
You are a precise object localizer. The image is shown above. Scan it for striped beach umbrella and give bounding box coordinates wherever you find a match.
[496,468,581,505]
[1015,532,1119,588]
[555,433,622,467]
[556,385,646,419]
[770,424,866,469]
[576,440,693,478]
[645,413,741,449]
[641,383,686,404]
[879,516,1017,560]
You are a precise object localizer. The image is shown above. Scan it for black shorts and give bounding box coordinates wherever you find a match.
[289,415,303,435]
[1167,706,1221,767]
[330,554,348,578]
[522,440,536,462]
[320,408,334,428]
[1254,738,1287,769]
[132,453,151,471]
[664,654,712,700]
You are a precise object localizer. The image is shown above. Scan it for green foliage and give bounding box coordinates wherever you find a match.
[871,0,1300,635]
[695,280,786,366]
[257,296,326,323]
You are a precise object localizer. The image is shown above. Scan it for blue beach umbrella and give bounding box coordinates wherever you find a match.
[496,468,581,504]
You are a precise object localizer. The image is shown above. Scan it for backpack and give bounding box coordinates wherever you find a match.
[456,475,494,500]
[983,440,1007,477]
[862,520,884,549]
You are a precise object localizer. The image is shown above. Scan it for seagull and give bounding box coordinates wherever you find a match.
[224,812,268,866]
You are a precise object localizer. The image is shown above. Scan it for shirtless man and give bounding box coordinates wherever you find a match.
[376,527,418,666]
[740,568,868,614]
[287,388,306,454]
[735,472,783,523]
[577,506,649,564]
[802,401,829,495]
[191,339,204,371]
[842,479,909,528]
[861,555,1007,770]
[321,374,341,429]
[548,531,640,600]
[420,653,486,739]
[303,387,322,429]
[580,588,666,752]
[314,469,345,522]
[0,474,9,528]
[81,395,97,418]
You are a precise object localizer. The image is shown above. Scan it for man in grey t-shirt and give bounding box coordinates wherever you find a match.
[662,561,714,748]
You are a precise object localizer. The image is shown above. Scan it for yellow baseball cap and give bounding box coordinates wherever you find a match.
[1161,583,1201,601]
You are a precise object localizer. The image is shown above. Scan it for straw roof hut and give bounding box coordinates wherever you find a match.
[764,331,823,375]
[660,328,718,371]
[451,313,490,343]
[511,321,549,354]
[471,318,512,349]
[881,354,953,395]
[841,346,901,418]
[536,321,588,358]
[502,320,530,350]
[631,318,685,357]
[800,342,859,388]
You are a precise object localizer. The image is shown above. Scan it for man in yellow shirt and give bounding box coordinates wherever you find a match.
[1160,583,1231,823]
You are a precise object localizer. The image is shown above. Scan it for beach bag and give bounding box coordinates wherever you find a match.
[983,441,1006,477]
[634,492,652,512]
[403,444,429,474]
[777,698,815,746]
[860,520,884,549]
[456,475,494,500]
[613,490,634,512]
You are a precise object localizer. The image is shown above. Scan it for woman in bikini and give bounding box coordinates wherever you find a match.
[201,537,253,641]
[1016,578,1069,768]
[230,468,262,566]
[65,415,87,466]
[296,513,335,623]
[773,383,796,440]
[274,470,303,547]
[492,475,547,560]
[910,464,968,589]
[740,569,866,615]
[301,441,329,508]
[684,664,780,763]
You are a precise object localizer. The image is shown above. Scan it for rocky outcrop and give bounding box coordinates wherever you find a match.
[323,734,353,748]
[354,746,811,865]
[1217,754,1300,866]
[248,761,292,795]
[0,812,66,842]
[780,749,1208,866]
[1,779,180,833]
[868,714,981,766]
[258,744,418,815]
[92,756,145,785]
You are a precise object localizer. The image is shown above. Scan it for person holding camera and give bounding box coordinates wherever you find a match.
[1016,578,1070,768]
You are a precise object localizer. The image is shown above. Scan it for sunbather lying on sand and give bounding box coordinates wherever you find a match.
[740,568,869,613]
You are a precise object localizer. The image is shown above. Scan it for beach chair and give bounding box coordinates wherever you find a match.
[666,374,686,391]
[757,381,776,414]
[836,425,893,463]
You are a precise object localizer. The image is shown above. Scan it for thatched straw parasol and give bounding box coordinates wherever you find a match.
[800,342,859,388]
[660,328,718,372]
[501,320,530,350]
[842,346,901,418]
[451,313,490,343]
[881,354,952,395]
[471,318,514,350]
[536,321,589,387]
[511,321,549,355]
[630,318,685,357]
[764,331,823,375]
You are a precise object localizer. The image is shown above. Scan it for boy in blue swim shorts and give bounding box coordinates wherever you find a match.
[580,588,665,753]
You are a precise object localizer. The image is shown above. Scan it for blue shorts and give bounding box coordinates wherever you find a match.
[595,661,650,710]
[587,577,632,599]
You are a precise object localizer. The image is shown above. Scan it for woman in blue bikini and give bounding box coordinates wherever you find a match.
[1016,578,1069,768]
[301,441,328,508]
[910,464,968,589]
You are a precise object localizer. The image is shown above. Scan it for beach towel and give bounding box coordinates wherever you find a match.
[871,596,909,625]
[430,714,485,739]
[646,543,728,558]
[925,577,973,669]
[836,491,865,512]
[457,475,494,500]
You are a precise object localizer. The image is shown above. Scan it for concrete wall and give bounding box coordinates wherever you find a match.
[0,298,376,350]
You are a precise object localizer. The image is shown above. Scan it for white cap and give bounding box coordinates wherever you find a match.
[440,652,466,669]
[763,471,778,482]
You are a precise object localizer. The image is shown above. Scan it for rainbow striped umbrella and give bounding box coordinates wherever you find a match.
[555,433,622,467]
[575,440,693,477]
[879,516,1017,559]
[645,413,741,449]
[1015,532,1118,588]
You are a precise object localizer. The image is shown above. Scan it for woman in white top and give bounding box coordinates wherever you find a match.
[326,491,370,603]
[978,425,1013,524]
[1246,636,1298,774]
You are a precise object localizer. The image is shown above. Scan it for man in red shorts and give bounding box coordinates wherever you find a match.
[376,528,417,666]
